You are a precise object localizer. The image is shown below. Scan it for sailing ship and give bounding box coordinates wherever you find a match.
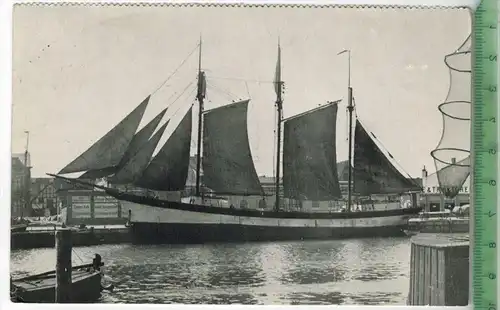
[50,40,423,244]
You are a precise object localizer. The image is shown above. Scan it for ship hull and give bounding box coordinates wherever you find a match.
[112,191,421,244]
[130,221,409,244]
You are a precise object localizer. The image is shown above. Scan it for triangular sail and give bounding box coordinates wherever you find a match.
[109,122,168,185]
[282,102,342,200]
[202,100,263,196]
[78,107,167,180]
[119,108,168,167]
[134,107,193,191]
[58,96,150,174]
[353,120,421,196]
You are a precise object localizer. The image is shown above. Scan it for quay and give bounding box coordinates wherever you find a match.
[407,216,469,234]
[408,233,469,306]
[11,228,106,303]
[11,225,131,250]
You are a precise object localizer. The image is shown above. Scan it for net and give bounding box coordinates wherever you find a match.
[430,34,471,198]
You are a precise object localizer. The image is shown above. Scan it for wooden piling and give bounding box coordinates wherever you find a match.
[55,228,72,303]
[408,233,469,306]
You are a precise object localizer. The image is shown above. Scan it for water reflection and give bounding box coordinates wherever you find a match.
[281,240,347,285]
[10,238,411,305]
[205,244,265,288]
[348,292,402,305]
[287,291,345,305]
[354,264,401,281]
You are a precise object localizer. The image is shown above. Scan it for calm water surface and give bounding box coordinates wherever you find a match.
[11,238,411,305]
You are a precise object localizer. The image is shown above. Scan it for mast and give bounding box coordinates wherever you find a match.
[195,36,205,196]
[347,86,353,212]
[22,131,31,219]
[338,49,353,212]
[274,41,283,212]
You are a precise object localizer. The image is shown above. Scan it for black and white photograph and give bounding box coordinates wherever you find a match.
[8,3,473,305]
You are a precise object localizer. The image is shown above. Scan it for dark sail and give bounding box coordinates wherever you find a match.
[134,107,193,191]
[202,100,263,196]
[119,108,168,166]
[58,96,150,174]
[109,122,168,185]
[78,107,167,180]
[353,120,422,196]
[282,102,342,200]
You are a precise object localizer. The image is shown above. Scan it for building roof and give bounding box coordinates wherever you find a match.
[12,153,30,167]
[12,157,26,170]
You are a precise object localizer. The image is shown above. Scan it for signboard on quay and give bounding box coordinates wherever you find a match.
[94,195,119,218]
[65,190,125,225]
[70,196,92,219]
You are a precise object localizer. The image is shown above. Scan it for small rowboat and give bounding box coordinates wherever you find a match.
[11,257,110,303]
[11,224,28,233]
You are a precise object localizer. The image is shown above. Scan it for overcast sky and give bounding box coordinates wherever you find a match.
[11,5,471,178]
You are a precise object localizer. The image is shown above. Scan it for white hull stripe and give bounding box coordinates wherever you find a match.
[123,202,410,228]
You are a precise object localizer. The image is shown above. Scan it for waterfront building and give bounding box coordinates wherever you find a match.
[420,165,470,212]
[11,153,31,217]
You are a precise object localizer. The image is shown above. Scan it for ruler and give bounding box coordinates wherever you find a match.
[473,0,499,309]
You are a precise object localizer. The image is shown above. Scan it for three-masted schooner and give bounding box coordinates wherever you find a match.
[50,40,423,244]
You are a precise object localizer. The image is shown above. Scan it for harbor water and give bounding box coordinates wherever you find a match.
[11,237,411,305]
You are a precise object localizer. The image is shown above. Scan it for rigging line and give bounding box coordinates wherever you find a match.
[150,43,200,96]
[164,81,196,118]
[158,79,198,115]
[170,87,197,117]
[207,76,275,84]
[206,82,239,101]
[205,83,236,102]
[207,80,240,99]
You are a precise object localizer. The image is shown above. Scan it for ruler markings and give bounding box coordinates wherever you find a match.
[473,0,499,309]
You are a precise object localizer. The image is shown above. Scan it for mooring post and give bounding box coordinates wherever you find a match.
[408,233,469,306]
[55,228,72,303]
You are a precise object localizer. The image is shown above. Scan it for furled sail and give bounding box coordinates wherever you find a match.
[134,107,193,191]
[78,107,167,180]
[58,96,150,175]
[109,122,168,184]
[273,43,282,97]
[353,120,422,196]
[282,102,342,200]
[202,100,263,196]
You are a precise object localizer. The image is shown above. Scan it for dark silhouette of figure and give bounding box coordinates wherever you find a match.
[92,254,102,271]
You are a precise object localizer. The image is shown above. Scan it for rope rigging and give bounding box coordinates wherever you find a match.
[150,43,200,96]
